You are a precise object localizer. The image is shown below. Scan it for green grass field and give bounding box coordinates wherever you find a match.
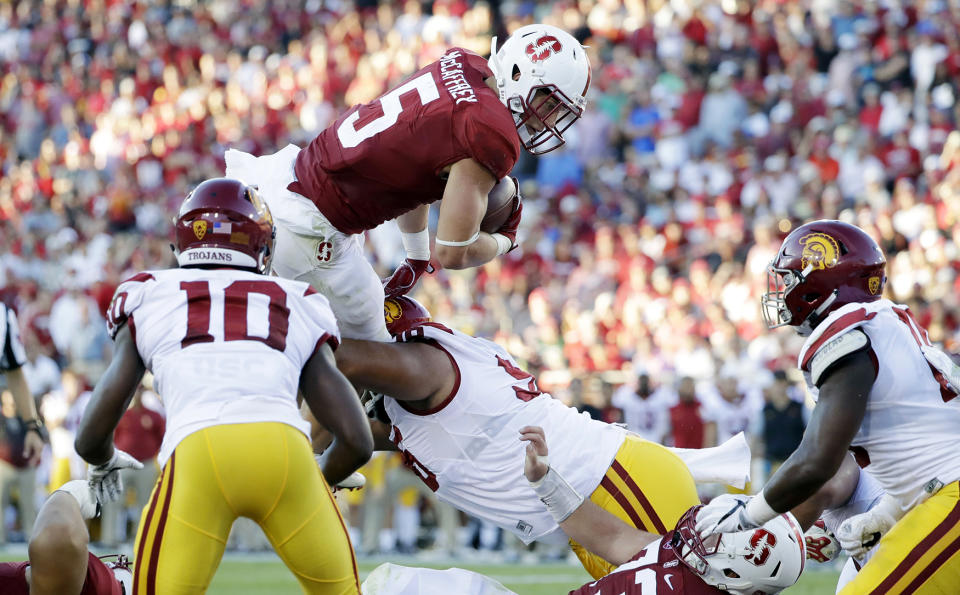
[0,549,842,593]
[201,554,842,594]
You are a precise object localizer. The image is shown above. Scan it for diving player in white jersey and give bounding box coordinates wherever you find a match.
[323,296,751,579]
[696,220,960,594]
[75,178,373,594]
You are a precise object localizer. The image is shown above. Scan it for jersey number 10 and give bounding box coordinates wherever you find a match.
[180,280,290,351]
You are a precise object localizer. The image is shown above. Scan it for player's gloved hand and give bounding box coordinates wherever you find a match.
[493,179,523,252]
[805,519,840,562]
[334,471,367,493]
[89,449,143,503]
[56,479,101,520]
[837,493,903,558]
[695,493,760,536]
[383,258,434,298]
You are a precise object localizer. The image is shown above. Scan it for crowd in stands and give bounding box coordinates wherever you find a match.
[1,0,959,555]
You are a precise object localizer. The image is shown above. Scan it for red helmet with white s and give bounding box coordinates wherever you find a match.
[384,296,431,337]
[761,220,886,335]
[175,178,275,275]
[674,506,805,595]
[488,24,591,155]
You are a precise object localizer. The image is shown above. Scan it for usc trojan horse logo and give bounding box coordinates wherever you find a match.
[526,35,562,63]
[193,220,207,240]
[799,232,839,270]
[384,299,403,325]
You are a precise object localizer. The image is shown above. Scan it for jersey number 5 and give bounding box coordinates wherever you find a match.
[336,73,440,148]
[180,280,290,351]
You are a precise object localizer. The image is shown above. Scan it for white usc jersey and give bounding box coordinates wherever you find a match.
[384,323,626,544]
[106,268,340,466]
[610,385,671,444]
[702,389,764,445]
[798,299,960,505]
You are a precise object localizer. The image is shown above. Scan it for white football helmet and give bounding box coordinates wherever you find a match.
[488,24,591,154]
[105,555,133,594]
[673,506,806,595]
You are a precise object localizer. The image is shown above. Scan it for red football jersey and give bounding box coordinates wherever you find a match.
[0,552,121,595]
[291,48,521,234]
[569,535,725,595]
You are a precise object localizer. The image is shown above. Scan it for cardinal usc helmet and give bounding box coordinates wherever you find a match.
[674,506,805,595]
[489,24,591,155]
[762,220,886,335]
[384,296,431,337]
[175,178,275,274]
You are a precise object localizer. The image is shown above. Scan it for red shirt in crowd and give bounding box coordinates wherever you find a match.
[669,401,707,449]
[114,405,165,462]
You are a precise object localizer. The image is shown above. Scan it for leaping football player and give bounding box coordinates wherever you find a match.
[225,24,591,341]
[696,220,960,593]
[75,179,373,594]
[321,296,754,579]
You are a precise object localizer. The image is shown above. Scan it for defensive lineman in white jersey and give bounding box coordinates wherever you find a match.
[322,296,752,579]
[75,178,372,594]
[697,220,960,594]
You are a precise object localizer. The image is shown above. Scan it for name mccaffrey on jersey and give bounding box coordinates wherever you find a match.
[438,50,478,104]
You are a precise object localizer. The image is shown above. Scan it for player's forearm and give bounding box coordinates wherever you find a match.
[397,204,430,234]
[6,367,38,420]
[560,499,658,566]
[322,438,372,486]
[763,447,841,514]
[434,233,499,269]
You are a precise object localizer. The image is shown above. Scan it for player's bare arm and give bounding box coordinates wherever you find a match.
[434,158,501,270]
[521,425,658,566]
[75,324,146,466]
[335,338,454,408]
[788,454,862,530]
[5,366,43,465]
[299,342,373,485]
[763,350,875,513]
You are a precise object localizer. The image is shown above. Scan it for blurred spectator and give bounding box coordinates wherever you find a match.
[760,371,807,478]
[667,377,715,450]
[0,389,37,543]
[610,372,670,444]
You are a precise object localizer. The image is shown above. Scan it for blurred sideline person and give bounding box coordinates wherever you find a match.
[697,220,960,593]
[0,302,45,542]
[75,179,373,594]
[225,24,591,341]
[323,296,752,579]
[0,479,131,594]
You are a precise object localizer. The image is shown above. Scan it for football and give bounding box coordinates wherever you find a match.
[480,177,518,233]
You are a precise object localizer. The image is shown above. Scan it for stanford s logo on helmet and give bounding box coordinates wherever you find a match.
[762,220,886,336]
[384,296,431,337]
[525,35,562,62]
[674,506,805,595]
[175,178,276,275]
[489,24,591,155]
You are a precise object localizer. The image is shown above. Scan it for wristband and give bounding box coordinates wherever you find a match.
[746,491,779,526]
[528,466,584,523]
[492,233,513,256]
[24,419,43,435]
[401,228,431,261]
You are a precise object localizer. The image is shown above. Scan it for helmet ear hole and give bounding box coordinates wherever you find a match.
[512,64,521,81]
[724,569,741,579]
[802,293,820,303]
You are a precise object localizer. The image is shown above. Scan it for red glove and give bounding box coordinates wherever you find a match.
[804,519,840,563]
[383,258,434,297]
[494,195,523,252]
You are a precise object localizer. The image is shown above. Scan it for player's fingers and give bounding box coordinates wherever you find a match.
[520,431,547,456]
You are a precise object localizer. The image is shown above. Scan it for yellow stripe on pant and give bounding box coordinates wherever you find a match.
[132,422,359,594]
[841,481,960,594]
[570,434,700,579]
